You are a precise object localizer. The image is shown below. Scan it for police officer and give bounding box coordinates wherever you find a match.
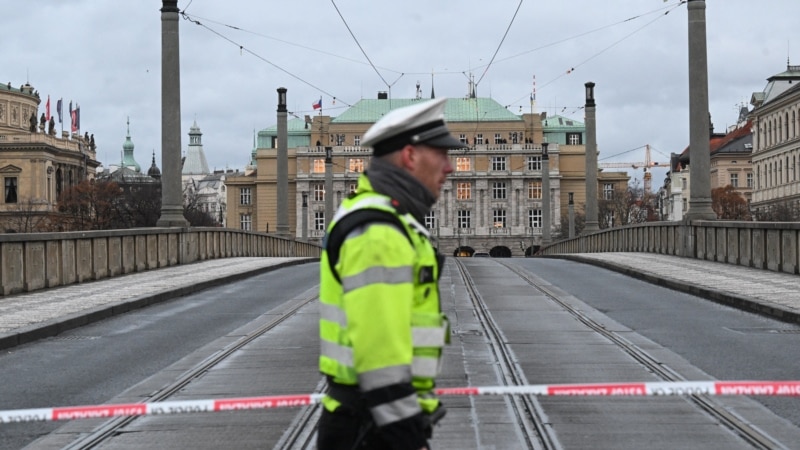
[318,98,466,450]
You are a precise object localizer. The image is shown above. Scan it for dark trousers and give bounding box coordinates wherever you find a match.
[317,406,394,450]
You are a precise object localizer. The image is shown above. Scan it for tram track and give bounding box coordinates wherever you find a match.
[454,258,563,450]
[63,291,321,450]
[495,258,790,450]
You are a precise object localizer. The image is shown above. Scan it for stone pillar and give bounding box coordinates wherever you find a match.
[276,88,289,235]
[584,82,600,233]
[685,0,716,221]
[157,0,189,227]
[325,146,334,229]
[542,142,551,245]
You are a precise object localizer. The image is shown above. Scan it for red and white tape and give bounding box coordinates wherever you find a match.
[3,381,799,424]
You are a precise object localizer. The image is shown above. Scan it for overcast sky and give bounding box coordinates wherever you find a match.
[3,0,797,185]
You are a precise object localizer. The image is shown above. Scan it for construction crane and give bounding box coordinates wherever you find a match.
[598,144,668,194]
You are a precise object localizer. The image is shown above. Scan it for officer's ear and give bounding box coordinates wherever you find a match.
[396,144,418,171]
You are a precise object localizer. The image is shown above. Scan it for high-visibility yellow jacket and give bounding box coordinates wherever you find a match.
[319,174,448,428]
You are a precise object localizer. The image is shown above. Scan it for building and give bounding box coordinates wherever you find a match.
[0,81,99,232]
[227,94,627,256]
[749,64,800,217]
[181,120,230,226]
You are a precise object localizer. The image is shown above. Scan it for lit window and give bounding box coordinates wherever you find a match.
[313,159,325,173]
[314,183,325,202]
[456,157,471,172]
[349,158,364,173]
[528,181,542,199]
[493,209,506,228]
[457,182,472,200]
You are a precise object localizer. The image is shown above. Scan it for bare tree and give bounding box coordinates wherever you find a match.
[711,185,751,220]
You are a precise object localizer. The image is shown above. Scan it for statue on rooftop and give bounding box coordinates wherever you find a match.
[29,112,37,132]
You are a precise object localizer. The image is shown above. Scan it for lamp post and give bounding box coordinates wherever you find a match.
[584,82,600,233]
[325,146,334,228]
[302,192,308,240]
[157,0,188,227]
[276,87,289,236]
[541,142,551,246]
[568,192,575,238]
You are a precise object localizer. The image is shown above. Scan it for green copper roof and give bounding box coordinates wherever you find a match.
[542,114,584,130]
[333,97,523,123]
[260,117,311,135]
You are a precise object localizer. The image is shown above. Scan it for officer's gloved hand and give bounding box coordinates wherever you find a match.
[423,402,447,439]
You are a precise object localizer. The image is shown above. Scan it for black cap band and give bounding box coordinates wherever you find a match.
[372,120,448,156]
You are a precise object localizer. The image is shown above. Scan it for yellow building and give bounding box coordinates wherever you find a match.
[0,82,99,232]
[227,95,627,256]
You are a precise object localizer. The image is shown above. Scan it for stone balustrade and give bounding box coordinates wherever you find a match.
[539,221,800,275]
[0,227,321,296]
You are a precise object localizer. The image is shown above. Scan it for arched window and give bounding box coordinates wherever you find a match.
[786,113,790,141]
[56,168,63,199]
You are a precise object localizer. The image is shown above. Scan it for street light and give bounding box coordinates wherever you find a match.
[541,142,551,246]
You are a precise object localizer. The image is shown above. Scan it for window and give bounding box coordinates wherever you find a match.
[528,209,542,228]
[603,183,614,200]
[353,135,361,146]
[349,158,364,173]
[682,177,687,190]
[682,198,688,212]
[4,177,17,203]
[494,133,502,144]
[567,132,582,145]
[456,157,471,172]
[457,210,471,228]
[459,134,467,145]
[313,183,325,201]
[475,134,484,145]
[314,211,326,230]
[313,159,325,173]
[348,183,357,194]
[528,181,542,199]
[492,182,507,200]
[240,214,252,231]
[424,210,437,229]
[527,156,542,171]
[730,173,739,188]
[456,182,472,200]
[492,209,506,228]
[240,187,251,205]
[746,172,753,188]
[491,156,506,171]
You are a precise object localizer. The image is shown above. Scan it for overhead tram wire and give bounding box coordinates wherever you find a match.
[180,12,352,108]
[475,0,524,88]
[330,0,395,91]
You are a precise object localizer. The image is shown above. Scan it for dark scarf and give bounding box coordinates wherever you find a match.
[366,158,436,223]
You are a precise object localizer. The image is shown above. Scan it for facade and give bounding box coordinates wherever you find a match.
[180,121,230,225]
[749,64,800,216]
[0,81,99,232]
[227,95,627,256]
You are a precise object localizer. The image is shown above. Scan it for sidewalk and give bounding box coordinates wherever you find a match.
[552,252,800,325]
[0,257,316,350]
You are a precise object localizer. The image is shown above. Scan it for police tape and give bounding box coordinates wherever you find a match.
[3,380,800,424]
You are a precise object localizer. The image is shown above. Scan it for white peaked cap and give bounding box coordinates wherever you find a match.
[361,98,467,156]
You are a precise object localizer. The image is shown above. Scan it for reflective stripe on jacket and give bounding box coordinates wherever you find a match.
[319,174,448,426]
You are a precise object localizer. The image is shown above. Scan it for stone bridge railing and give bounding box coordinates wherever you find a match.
[538,221,800,275]
[0,227,321,296]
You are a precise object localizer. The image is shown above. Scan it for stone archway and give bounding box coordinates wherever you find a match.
[489,246,512,258]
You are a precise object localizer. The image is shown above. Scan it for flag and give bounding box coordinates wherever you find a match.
[45,96,51,121]
[56,99,63,124]
[70,103,79,133]
[312,97,322,110]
